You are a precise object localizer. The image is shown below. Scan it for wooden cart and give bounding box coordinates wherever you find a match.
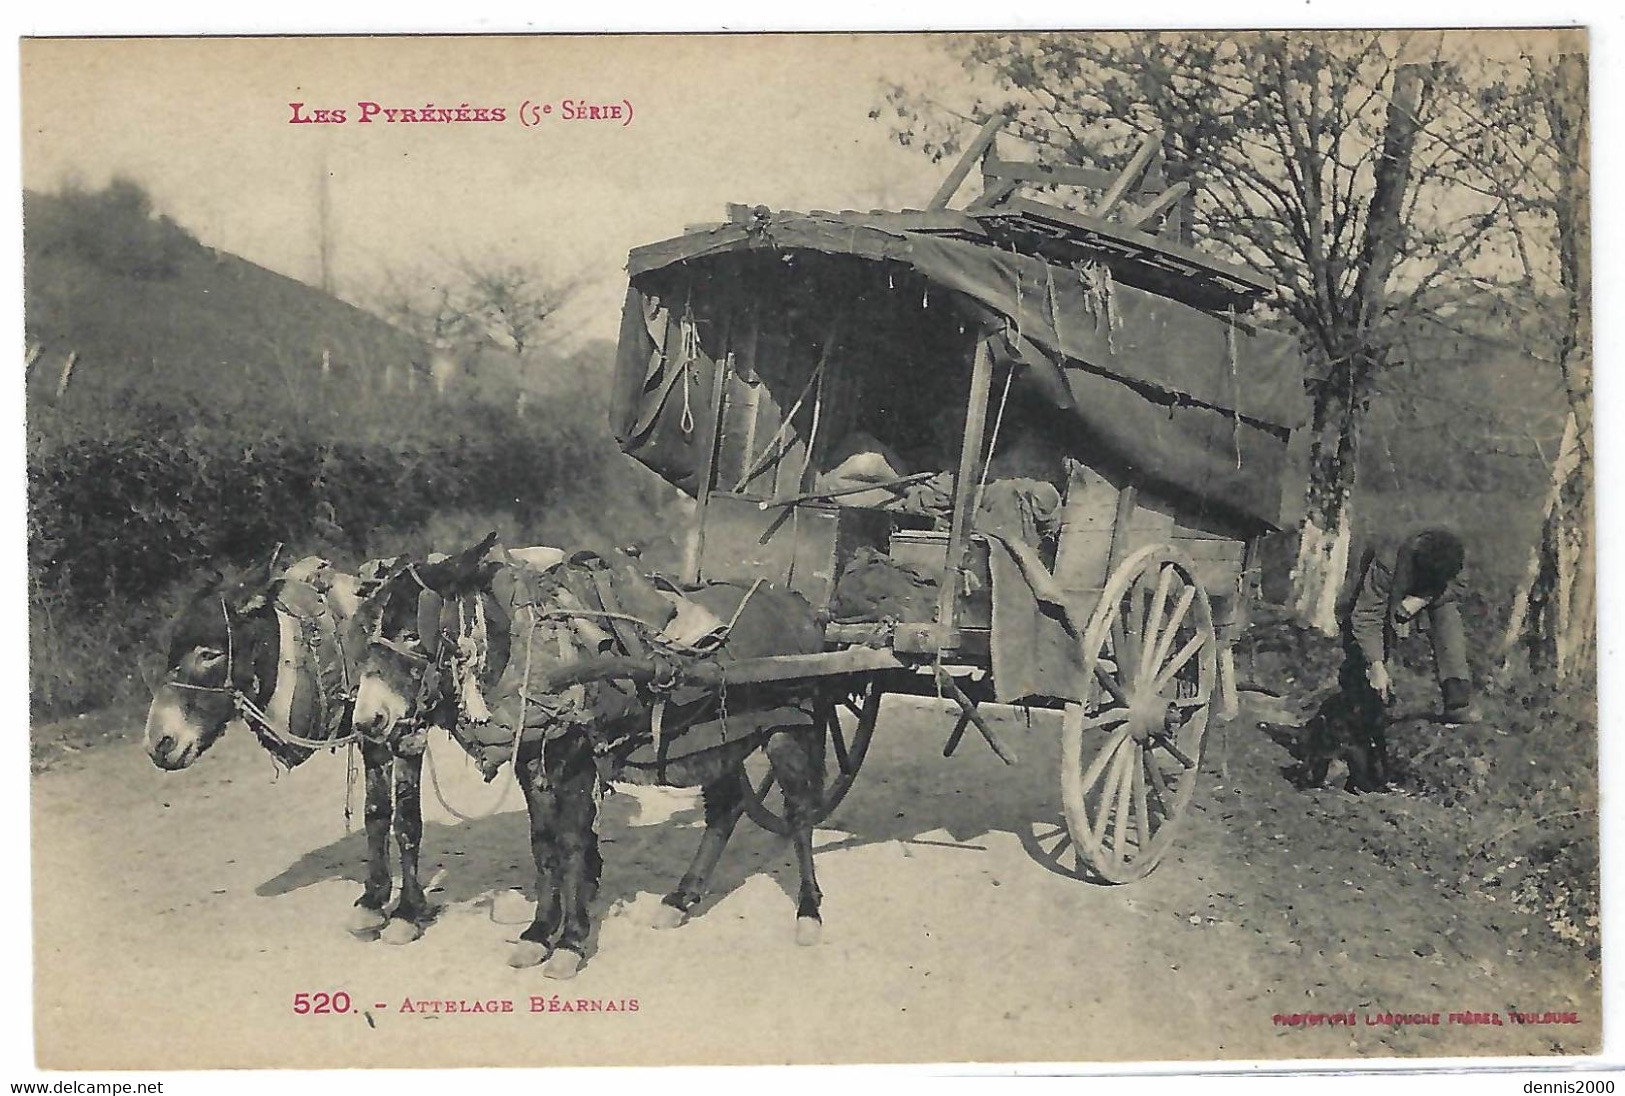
[608,128,1307,882]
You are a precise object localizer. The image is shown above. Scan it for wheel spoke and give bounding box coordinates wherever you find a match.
[1151,734,1198,770]
[1091,743,1131,847]
[1137,565,1175,684]
[1107,744,1135,856]
[1079,708,1130,731]
[1148,585,1196,678]
[1143,751,1171,817]
[1078,726,1131,799]
[1093,662,1130,706]
[1045,826,1073,861]
[827,711,853,773]
[1155,630,1210,690]
[1133,744,1152,854]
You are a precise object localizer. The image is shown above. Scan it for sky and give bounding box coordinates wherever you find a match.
[22,35,968,344]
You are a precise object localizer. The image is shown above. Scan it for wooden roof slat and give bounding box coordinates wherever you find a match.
[928,111,1012,210]
[1093,130,1165,218]
[1121,182,1192,230]
[981,197,1272,296]
[981,152,1120,192]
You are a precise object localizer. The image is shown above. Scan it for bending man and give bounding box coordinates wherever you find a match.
[1313,527,1473,792]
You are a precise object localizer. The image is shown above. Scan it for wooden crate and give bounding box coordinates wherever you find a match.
[696,493,894,615]
[888,529,992,628]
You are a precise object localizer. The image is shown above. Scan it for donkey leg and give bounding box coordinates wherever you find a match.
[653,772,748,929]
[766,725,825,946]
[510,743,562,969]
[543,737,601,980]
[381,749,428,945]
[349,740,393,937]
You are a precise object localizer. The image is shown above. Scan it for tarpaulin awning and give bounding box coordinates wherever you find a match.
[614,209,1308,529]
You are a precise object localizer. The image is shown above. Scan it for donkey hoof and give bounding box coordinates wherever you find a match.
[507,940,550,969]
[649,903,687,930]
[348,906,389,937]
[542,949,583,980]
[795,916,823,947]
[380,918,424,946]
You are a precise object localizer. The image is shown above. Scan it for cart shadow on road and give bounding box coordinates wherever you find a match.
[251,699,1106,934]
[251,693,1331,939]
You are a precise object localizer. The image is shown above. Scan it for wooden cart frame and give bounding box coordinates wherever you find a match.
[608,121,1306,882]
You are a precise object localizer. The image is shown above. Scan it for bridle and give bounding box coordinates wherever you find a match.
[361,565,456,716]
[165,595,359,753]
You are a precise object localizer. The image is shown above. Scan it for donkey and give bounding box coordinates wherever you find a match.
[350,536,832,979]
[143,552,439,945]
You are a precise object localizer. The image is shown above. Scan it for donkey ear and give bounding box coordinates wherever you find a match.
[192,566,227,601]
[356,555,405,596]
[242,542,286,589]
[235,577,286,616]
[455,532,501,581]
[449,532,500,574]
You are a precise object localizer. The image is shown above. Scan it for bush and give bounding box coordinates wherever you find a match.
[26,383,677,721]
[25,178,196,280]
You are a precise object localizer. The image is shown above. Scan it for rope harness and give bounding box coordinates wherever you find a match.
[374,557,768,806]
[166,595,361,761]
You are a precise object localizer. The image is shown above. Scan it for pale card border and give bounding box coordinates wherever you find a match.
[2,4,1621,1089]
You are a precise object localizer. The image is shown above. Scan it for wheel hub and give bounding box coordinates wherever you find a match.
[1125,689,1174,742]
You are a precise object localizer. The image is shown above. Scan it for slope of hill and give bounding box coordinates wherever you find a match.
[24,185,427,432]
[1359,311,1571,597]
[24,182,681,720]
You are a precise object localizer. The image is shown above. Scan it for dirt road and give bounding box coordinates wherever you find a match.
[32,695,1598,1068]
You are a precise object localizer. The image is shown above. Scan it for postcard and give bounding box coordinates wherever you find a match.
[21,30,1599,1070]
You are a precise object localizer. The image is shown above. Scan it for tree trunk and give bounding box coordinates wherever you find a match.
[1289,59,1433,632]
[1503,409,1592,680]
[1291,498,1352,634]
[1505,53,1592,683]
[1290,353,1371,632]
[1501,55,1592,679]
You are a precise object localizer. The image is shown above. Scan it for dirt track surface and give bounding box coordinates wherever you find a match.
[33,695,1598,1069]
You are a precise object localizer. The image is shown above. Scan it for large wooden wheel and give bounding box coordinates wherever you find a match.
[738,676,882,835]
[1061,543,1217,883]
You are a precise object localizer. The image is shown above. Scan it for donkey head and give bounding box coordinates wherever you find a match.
[145,551,286,771]
[352,533,503,740]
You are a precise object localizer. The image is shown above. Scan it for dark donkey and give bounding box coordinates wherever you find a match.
[350,536,833,979]
[143,552,440,944]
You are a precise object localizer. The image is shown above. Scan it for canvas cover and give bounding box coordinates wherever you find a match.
[612,210,1308,530]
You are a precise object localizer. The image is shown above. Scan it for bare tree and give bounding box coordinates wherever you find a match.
[371,269,475,350]
[369,259,583,362]
[879,32,1518,630]
[456,260,583,358]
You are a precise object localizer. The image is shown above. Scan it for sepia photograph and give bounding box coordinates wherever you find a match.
[18,28,1602,1071]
